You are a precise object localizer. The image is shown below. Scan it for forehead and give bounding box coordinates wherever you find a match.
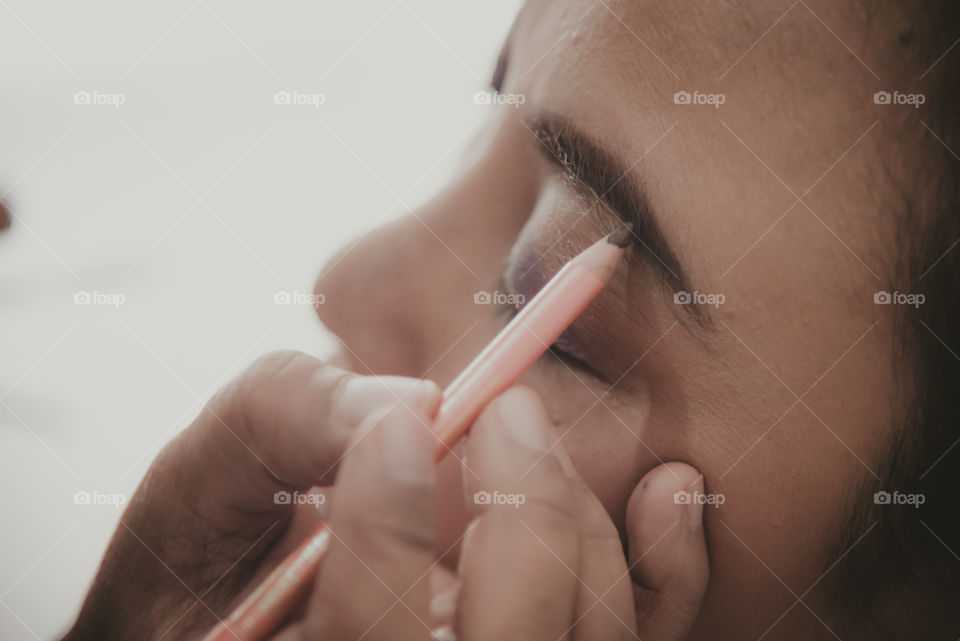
[502,0,908,396]
[515,0,892,72]
[508,0,896,281]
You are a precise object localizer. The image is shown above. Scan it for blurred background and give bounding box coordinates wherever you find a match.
[0,1,521,637]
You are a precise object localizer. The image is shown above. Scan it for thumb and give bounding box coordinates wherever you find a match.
[626,462,710,641]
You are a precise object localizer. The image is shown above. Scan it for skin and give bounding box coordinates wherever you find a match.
[314,1,917,638]
[62,354,707,641]
[64,1,932,639]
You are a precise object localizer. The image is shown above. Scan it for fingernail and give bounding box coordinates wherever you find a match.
[429,585,459,625]
[496,388,549,451]
[683,475,704,531]
[336,375,440,428]
[431,626,457,641]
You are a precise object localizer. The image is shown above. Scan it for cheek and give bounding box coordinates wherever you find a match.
[518,364,655,531]
[567,405,653,531]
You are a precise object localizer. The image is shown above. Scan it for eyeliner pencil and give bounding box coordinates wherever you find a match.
[201,226,631,641]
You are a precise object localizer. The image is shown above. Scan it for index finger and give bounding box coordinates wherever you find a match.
[457,387,584,641]
[305,397,441,641]
[150,350,438,533]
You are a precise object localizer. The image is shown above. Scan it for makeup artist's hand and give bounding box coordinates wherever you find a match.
[287,386,709,641]
[459,387,710,641]
[61,350,441,641]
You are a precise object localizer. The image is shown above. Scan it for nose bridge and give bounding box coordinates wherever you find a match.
[313,113,540,378]
[314,196,508,378]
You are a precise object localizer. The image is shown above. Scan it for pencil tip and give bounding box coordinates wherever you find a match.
[606,223,634,248]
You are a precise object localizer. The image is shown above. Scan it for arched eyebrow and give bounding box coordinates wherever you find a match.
[527,114,711,326]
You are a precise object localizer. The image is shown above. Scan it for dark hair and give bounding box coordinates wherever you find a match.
[833,4,960,636]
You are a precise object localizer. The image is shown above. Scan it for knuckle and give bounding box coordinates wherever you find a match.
[517,492,582,533]
[378,403,428,427]
[216,350,321,421]
[355,404,430,446]
[247,349,316,384]
[339,487,435,553]
[645,589,703,631]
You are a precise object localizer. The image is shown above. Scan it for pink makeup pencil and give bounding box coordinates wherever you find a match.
[201,226,632,641]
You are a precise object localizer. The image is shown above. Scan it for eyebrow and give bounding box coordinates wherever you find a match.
[526,115,710,326]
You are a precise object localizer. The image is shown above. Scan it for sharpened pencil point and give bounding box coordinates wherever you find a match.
[606,223,634,248]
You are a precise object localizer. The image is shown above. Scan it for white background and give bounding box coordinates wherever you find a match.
[0,1,521,637]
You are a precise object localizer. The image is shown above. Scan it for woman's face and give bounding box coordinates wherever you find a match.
[315,1,903,638]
